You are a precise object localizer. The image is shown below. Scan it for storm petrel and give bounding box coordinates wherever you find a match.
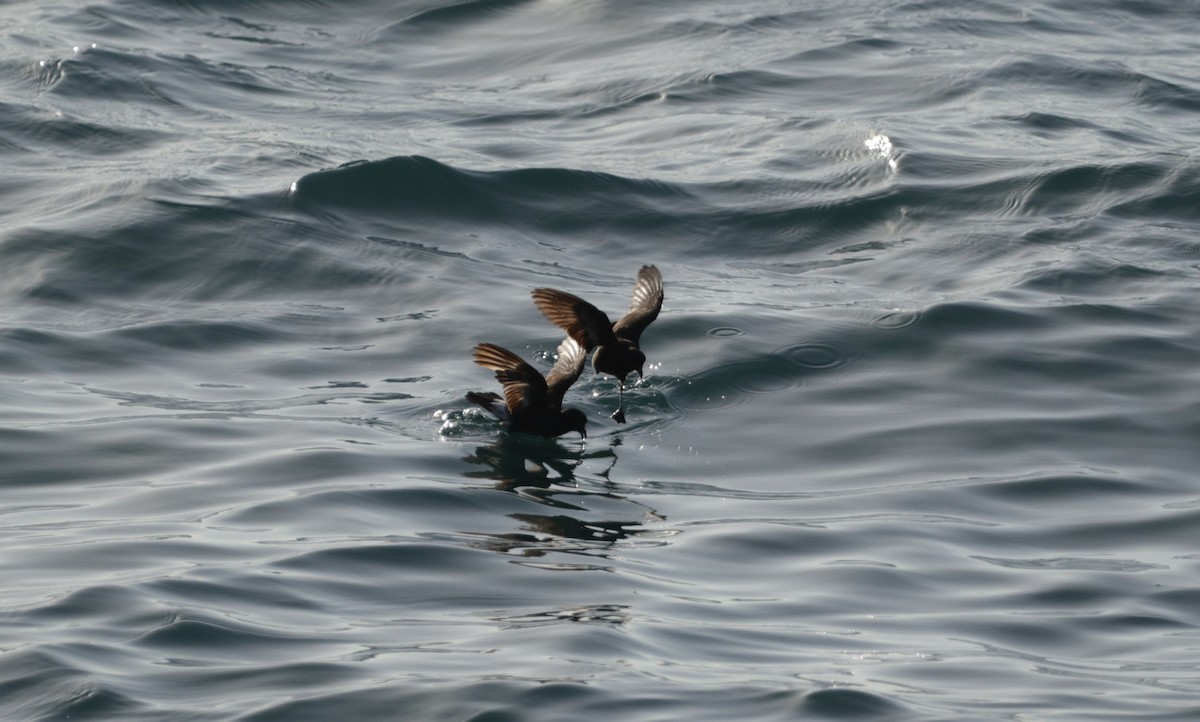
[466,336,588,439]
[531,265,664,423]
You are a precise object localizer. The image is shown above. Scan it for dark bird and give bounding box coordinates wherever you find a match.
[466,337,588,439]
[531,265,664,423]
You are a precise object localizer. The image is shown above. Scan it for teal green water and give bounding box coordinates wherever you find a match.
[2,1,1200,720]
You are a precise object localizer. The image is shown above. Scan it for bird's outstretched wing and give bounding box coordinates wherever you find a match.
[531,288,617,351]
[544,336,587,407]
[472,343,546,413]
[612,265,663,344]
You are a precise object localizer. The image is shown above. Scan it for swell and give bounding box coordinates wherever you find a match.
[289,154,697,229]
[4,134,1194,310]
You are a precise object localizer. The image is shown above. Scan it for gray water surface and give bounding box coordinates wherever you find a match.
[2,1,1200,720]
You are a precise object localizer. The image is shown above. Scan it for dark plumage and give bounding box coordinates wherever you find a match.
[466,337,588,439]
[531,265,664,423]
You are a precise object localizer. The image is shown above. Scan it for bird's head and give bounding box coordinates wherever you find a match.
[628,348,647,381]
[563,408,588,439]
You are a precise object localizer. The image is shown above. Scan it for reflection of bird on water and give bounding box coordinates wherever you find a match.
[504,512,654,553]
[494,604,631,626]
[472,493,669,556]
[462,432,617,492]
[466,336,588,439]
[459,436,668,558]
[532,265,664,424]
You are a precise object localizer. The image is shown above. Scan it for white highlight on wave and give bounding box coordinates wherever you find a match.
[39,43,97,68]
[865,133,898,171]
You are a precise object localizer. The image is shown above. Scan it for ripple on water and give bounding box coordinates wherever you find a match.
[670,337,858,411]
[869,309,922,330]
[781,341,853,371]
[704,326,747,338]
[669,358,790,412]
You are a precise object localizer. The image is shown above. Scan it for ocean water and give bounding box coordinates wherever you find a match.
[2,0,1200,720]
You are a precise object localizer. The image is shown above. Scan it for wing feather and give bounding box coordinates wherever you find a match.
[472,342,547,413]
[612,265,663,344]
[531,288,617,350]
[544,336,586,407]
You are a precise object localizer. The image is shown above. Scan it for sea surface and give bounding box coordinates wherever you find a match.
[2,1,1200,720]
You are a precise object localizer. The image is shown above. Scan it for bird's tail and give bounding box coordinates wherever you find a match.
[466,391,510,423]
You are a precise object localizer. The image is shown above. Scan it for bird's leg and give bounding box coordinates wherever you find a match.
[610,379,627,424]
